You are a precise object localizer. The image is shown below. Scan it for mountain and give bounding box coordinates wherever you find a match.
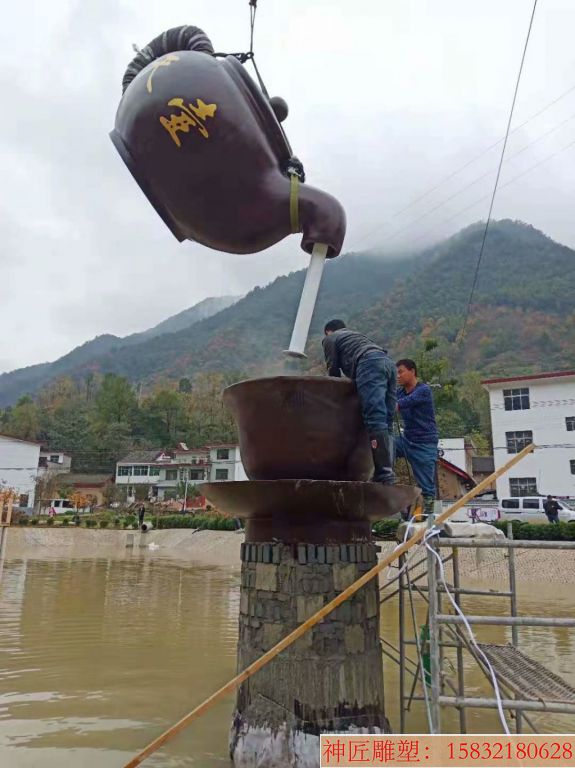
[0,295,240,406]
[27,250,414,388]
[1,220,574,406]
[348,219,575,375]
[124,295,240,343]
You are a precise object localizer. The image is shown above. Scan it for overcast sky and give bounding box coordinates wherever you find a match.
[2,0,574,373]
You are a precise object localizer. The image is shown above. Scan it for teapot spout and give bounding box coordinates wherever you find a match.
[297,183,346,258]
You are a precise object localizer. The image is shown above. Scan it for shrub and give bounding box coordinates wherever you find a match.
[99,519,110,529]
[84,518,97,528]
[46,517,55,526]
[18,517,29,526]
[123,515,136,529]
[494,520,575,541]
[156,514,196,529]
[30,518,39,526]
[372,519,401,539]
[155,514,236,530]
[61,519,69,527]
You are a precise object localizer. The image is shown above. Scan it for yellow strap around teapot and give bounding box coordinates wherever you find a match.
[290,173,300,234]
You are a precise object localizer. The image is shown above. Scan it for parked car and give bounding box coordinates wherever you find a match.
[497,497,575,524]
[43,499,86,515]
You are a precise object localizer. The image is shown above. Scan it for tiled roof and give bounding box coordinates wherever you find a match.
[63,474,113,486]
[117,450,168,463]
[439,457,476,485]
[482,370,575,386]
[0,433,42,446]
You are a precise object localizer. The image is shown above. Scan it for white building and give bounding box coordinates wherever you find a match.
[115,443,247,501]
[38,450,72,476]
[0,433,41,509]
[438,437,477,476]
[483,370,575,499]
[206,444,247,482]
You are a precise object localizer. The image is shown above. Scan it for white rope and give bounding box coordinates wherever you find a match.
[385,517,417,581]
[385,517,435,731]
[383,516,509,733]
[423,525,511,735]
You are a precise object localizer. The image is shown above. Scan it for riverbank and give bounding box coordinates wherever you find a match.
[4,528,574,583]
[4,527,244,567]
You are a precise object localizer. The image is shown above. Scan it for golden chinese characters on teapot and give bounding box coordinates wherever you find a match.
[159,97,218,146]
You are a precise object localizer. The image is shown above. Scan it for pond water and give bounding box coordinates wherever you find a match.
[0,549,573,766]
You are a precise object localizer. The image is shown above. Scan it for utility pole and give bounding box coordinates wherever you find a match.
[182,478,189,513]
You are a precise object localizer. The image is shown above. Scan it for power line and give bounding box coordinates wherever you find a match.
[458,0,539,344]
[405,135,575,248]
[371,110,575,248]
[352,33,574,253]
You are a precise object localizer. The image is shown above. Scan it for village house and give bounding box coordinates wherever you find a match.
[483,369,575,498]
[38,450,72,476]
[436,456,476,500]
[58,474,113,507]
[0,433,42,509]
[471,455,496,492]
[114,442,247,502]
[438,437,477,477]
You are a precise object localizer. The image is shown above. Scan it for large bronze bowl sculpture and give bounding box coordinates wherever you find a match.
[110,25,346,256]
[203,479,420,543]
[224,376,373,481]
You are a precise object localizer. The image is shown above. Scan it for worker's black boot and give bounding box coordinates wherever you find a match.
[370,431,395,485]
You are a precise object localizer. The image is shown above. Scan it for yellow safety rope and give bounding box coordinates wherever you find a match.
[289,173,300,233]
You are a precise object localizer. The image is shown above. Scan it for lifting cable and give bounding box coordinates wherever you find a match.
[212,1,269,97]
[212,0,305,225]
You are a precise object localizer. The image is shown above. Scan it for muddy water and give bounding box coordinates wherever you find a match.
[0,551,573,767]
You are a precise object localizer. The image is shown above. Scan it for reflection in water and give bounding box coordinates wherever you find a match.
[380,581,575,736]
[0,552,574,767]
[0,555,239,766]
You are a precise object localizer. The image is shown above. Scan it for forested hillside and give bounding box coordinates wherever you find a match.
[3,219,572,470]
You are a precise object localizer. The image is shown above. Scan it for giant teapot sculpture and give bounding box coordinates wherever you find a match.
[110,25,346,260]
[110,25,346,355]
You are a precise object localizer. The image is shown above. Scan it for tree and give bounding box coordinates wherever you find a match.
[91,421,133,473]
[103,483,125,506]
[37,377,78,414]
[94,374,137,427]
[4,396,40,441]
[41,403,94,464]
[70,491,90,511]
[142,387,187,444]
[469,430,490,455]
[457,371,491,442]
[34,470,63,511]
[182,373,237,446]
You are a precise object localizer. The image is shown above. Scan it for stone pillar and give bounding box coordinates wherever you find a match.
[230,541,389,768]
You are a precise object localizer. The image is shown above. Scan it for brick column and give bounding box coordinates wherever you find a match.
[230,541,389,768]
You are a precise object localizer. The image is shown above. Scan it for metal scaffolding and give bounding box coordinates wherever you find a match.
[380,522,575,734]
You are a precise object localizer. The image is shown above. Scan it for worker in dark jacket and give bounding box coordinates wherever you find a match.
[395,358,439,514]
[322,319,396,484]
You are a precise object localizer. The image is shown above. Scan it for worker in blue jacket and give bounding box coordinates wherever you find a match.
[395,359,439,514]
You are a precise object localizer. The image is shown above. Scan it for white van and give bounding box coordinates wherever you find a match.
[45,499,77,514]
[498,497,575,524]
